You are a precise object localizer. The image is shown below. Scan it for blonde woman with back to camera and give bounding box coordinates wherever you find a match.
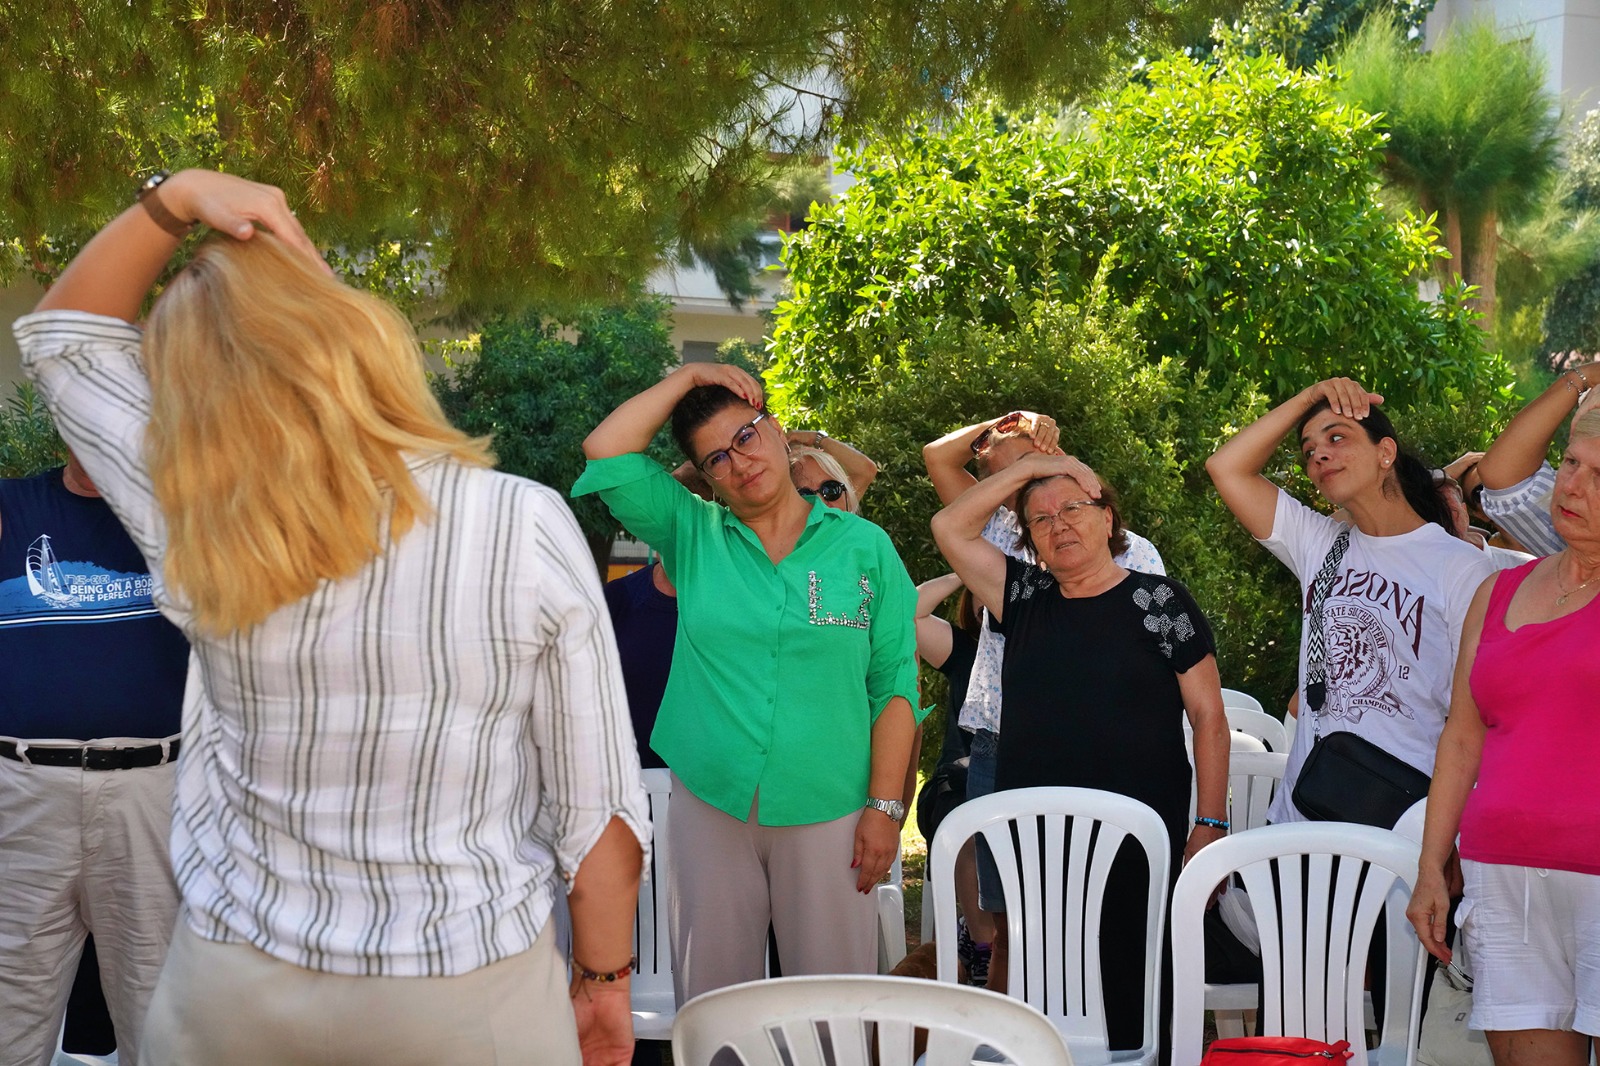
[14,169,649,1066]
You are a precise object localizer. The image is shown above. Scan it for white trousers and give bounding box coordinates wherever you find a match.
[141,920,580,1065]
[667,774,879,1005]
[0,754,179,1066]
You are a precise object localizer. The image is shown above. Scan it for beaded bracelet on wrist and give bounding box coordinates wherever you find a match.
[574,957,636,983]
[1194,816,1230,831]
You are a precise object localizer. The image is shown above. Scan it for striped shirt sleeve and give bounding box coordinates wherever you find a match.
[1480,463,1563,557]
[524,485,652,886]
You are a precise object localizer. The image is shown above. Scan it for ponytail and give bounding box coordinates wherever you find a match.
[1391,451,1456,535]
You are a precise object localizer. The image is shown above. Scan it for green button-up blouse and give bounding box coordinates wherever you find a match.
[572,453,921,826]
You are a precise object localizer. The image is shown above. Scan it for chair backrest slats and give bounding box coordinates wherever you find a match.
[1171,822,1427,1066]
[671,975,1074,1066]
[929,786,1169,1064]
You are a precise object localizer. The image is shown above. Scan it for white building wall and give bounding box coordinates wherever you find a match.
[1426,0,1600,125]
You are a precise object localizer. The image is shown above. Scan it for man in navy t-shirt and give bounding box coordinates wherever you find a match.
[0,452,189,1065]
[601,560,676,770]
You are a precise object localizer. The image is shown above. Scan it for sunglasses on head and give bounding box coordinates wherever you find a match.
[799,479,847,503]
[971,411,1030,455]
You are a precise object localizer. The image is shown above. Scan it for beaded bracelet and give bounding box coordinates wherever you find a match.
[1194,816,1230,831]
[1562,370,1590,398]
[574,956,636,983]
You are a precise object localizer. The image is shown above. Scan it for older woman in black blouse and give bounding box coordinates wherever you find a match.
[932,450,1229,1050]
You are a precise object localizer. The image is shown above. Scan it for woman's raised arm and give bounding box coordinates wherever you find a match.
[37,170,321,322]
[1206,378,1382,539]
[582,363,763,460]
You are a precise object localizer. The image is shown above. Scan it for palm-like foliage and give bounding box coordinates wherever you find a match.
[1337,17,1563,328]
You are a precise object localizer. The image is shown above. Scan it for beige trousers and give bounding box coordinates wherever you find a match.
[140,919,579,1065]
[668,773,878,1005]
[0,754,179,1066]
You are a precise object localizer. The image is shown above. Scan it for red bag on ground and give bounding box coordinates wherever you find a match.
[1200,1037,1354,1063]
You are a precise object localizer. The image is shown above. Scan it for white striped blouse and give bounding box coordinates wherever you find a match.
[15,310,649,977]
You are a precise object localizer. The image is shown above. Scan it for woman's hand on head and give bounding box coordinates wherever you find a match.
[1308,378,1384,420]
[1012,451,1103,498]
[669,362,764,409]
[162,170,327,271]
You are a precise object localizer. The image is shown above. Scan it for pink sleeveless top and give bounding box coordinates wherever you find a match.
[1460,560,1600,874]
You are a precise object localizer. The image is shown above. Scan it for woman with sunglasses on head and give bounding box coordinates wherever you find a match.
[1206,378,1495,827]
[932,452,1230,1052]
[922,411,1165,992]
[574,367,920,1004]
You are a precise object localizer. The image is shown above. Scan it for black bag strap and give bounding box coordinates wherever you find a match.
[1303,528,1351,732]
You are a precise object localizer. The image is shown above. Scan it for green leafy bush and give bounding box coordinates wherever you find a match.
[433,297,679,570]
[769,49,1514,707]
[0,383,66,479]
[772,50,1510,421]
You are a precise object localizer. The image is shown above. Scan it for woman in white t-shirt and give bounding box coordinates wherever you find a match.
[1207,378,1495,824]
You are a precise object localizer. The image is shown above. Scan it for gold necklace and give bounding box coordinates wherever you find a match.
[1555,556,1600,607]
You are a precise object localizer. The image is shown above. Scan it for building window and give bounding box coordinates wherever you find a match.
[681,341,720,363]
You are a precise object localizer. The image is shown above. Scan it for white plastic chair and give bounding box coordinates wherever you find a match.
[1225,750,1288,836]
[1186,730,1267,828]
[1220,688,1266,713]
[671,974,1075,1066]
[1391,797,1427,843]
[1171,822,1427,1066]
[1205,749,1289,1037]
[928,787,1170,1066]
[1224,706,1289,754]
[878,853,908,971]
[632,769,676,1041]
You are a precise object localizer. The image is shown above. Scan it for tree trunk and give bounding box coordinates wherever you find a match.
[1466,206,1499,332]
[1440,195,1465,290]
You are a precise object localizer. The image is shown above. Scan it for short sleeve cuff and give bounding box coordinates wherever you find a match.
[570,452,663,497]
[14,309,144,370]
[1480,464,1555,518]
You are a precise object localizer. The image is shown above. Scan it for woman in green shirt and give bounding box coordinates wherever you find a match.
[573,363,921,1003]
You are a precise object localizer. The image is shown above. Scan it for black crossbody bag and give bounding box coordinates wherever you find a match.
[1290,529,1432,829]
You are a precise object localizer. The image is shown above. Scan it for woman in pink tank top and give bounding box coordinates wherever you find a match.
[1407,408,1600,1066]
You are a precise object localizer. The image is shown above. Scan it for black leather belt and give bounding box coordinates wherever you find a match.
[0,738,180,770]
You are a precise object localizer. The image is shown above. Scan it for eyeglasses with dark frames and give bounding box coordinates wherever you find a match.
[799,479,847,503]
[698,412,770,481]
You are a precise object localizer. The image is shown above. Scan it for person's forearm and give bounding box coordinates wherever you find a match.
[36,200,186,321]
[788,429,877,493]
[1207,385,1320,484]
[915,572,964,617]
[930,459,1030,550]
[1418,715,1482,873]
[868,697,917,801]
[582,369,695,460]
[1478,364,1598,489]
[900,724,923,812]
[568,817,644,972]
[923,419,992,505]
[813,433,879,494]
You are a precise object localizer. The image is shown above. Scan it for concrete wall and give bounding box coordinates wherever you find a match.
[0,279,47,390]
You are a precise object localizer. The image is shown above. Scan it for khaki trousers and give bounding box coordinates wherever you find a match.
[668,774,878,1004]
[140,919,579,1065]
[0,753,179,1066]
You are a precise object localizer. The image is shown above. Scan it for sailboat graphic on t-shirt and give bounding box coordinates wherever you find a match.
[25,534,81,608]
